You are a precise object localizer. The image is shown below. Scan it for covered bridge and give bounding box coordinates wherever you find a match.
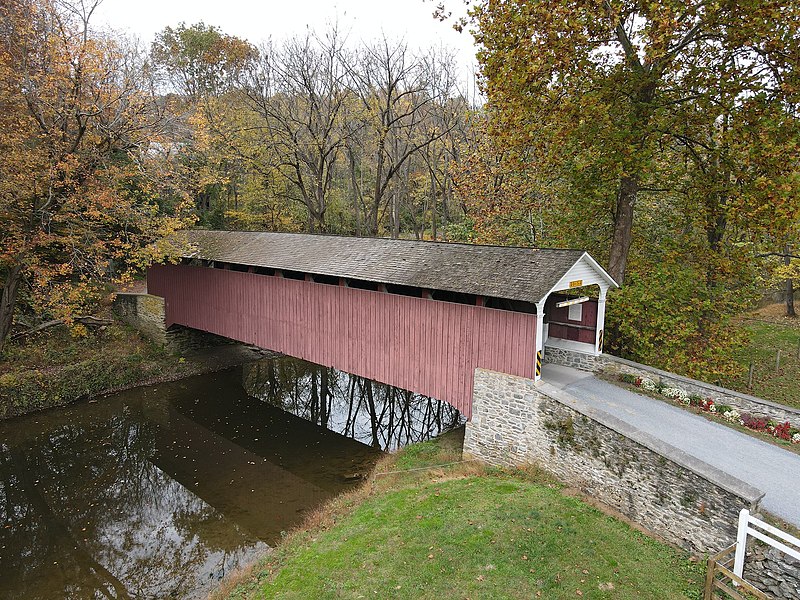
[147,231,618,418]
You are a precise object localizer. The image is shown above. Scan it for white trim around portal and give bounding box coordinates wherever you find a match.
[537,252,619,305]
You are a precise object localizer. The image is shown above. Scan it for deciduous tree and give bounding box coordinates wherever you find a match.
[347,37,461,237]
[0,0,192,353]
[242,27,351,233]
[469,0,800,284]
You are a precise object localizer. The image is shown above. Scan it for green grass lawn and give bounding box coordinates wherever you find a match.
[217,436,704,600]
[723,315,800,409]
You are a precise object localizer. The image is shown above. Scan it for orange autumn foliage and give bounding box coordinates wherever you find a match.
[0,0,194,352]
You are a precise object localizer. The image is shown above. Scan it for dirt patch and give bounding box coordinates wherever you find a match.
[116,279,148,294]
[744,303,800,329]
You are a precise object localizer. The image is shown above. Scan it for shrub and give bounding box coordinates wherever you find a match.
[740,413,768,432]
[0,353,165,418]
[722,409,741,423]
[641,378,657,392]
[604,263,753,381]
[662,387,687,401]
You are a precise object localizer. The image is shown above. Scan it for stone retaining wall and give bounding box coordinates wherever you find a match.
[114,293,233,353]
[165,324,236,352]
[544,348,800,425]
[744,544,800,599]
[464,368,764,555]
[542,345,605,372]
[541,349,800,598]
[113,293,168,344]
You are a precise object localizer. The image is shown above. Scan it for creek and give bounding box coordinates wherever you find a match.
[0,354,463,599]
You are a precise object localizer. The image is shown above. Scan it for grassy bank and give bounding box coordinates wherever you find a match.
[722,305,800,409]
[0,321,252,419]
[215,432,704,600]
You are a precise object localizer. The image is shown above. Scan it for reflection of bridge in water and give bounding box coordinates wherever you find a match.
[154,401,340,543]
[2,356,461,600]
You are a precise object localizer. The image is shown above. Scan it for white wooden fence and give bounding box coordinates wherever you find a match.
[734,508,800,579]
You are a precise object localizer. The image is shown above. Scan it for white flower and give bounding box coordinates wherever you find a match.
[723,409,740,423]
[641,378,657,392]
[709,404,717,413]
[792,433,800,444]
[662,387,687,400]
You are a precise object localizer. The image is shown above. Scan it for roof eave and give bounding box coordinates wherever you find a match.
[534,252,619,306]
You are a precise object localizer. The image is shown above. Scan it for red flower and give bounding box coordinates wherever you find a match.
[773,422,792,441]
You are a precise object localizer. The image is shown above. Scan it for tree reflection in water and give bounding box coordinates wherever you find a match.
[244,356,465,450]
[0,356,463,599]
[0,397,266,600]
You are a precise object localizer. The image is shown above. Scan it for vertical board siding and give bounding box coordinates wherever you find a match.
[547,294,598,345]
[148,264,538,419]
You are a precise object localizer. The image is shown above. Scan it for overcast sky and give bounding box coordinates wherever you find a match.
[94,0,480,86]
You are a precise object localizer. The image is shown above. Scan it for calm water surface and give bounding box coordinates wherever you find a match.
[0,355,463,599]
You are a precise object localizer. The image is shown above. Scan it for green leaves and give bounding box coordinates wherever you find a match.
[462,0,800,374]
[151,22,256,99]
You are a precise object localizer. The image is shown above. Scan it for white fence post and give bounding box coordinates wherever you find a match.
[734,509,750,578]
[733,507,800,580]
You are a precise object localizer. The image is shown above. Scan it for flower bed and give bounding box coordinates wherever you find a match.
[619,373,800,445]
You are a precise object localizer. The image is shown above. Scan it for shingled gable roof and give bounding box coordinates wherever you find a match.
[182,230,614,304]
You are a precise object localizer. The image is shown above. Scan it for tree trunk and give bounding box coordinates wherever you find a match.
[314,157,327,233]
[320,367,329,426]
[365,379,379,448]
[348,148,362,236]
[391,190,400,239]
[786,244,796,317]
[608,174,638,284]
[442,171,452,231]
[606,72,657,285]
[369,147,385,236]
[0,263,23,355]
[430,166,437,241]
[310,367,319,423]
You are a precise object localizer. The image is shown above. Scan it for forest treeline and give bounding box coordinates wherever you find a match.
[153,22,474,239]
[1,0,799,380]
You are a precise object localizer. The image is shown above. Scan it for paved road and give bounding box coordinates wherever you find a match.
[542,363,800,528]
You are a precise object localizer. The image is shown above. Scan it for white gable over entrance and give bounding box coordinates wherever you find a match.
[539,252,618,304]
[532,253,619,379]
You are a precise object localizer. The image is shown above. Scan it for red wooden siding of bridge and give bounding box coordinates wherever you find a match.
[148,264,538,418]
[546,294,598,345]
